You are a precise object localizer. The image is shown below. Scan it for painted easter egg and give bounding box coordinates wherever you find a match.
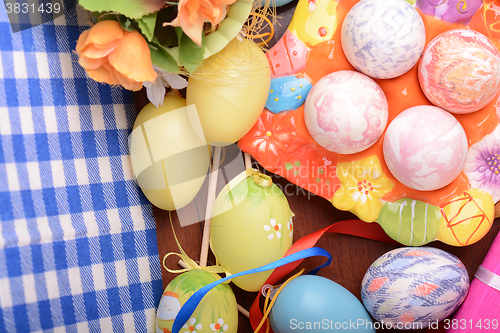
[211,171,294,292]
[270,275,375,333]
[361,247,469,329]
[418,29,500,114]
[377,198,442,246]
[187,38,271,146]
[129,94,210,211]
[415,0,482,25]
[383,105,468,191]
[156,270,238,333]
[436,189,494,246]
[304,71,388,154]
[341,0,426,79]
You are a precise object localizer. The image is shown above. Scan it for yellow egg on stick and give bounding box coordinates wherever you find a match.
[210,170,294,292]
[187,38,271,146]
[129,94,210,210]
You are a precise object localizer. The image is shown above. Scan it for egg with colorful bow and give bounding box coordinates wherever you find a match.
[156,270,238,333]
[361,247,469,329]
[210,170,294,292]
[129,94,210,211]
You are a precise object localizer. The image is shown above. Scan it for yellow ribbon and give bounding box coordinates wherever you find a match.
[254,268,306,333]
[163,212,231,277]
[163,170,274,277]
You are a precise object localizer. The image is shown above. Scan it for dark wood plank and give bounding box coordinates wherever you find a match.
[152,162,500,333]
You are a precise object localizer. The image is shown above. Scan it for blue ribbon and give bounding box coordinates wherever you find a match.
[172,247,332,333]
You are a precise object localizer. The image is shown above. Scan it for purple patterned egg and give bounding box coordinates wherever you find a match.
[416,0,482,25]
[383,105,468,191]
[304,70,388,154]
[341,0,426,79]
[361,247,469,330]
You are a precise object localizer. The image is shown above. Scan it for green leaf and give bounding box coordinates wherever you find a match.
[136,12,157,42]
[149,42,180,73]
[117,16,136,32]
[179,33,204,73]
[174,27,183,40]
[79,0,166,19]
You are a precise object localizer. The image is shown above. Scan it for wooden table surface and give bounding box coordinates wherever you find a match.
[134,2,500,332]
[150,155,500,333]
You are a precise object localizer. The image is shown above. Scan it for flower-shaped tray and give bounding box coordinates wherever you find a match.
[239,0,500,246]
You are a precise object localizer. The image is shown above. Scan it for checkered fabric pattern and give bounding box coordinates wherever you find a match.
[0,4,163,333]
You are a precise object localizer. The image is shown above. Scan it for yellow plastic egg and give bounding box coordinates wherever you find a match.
[129,94,210,210]
[186,38,271,146]
[211,172,294,292]
[156,270,238,333]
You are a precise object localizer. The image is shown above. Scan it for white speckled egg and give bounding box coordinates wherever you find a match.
[341,0,426,79]
[383,105,468,191]
[361,247,469,329]
[304,70,388,154]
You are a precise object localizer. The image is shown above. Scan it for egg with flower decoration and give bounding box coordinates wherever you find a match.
[210,170,294,292]
[129,94,210,211]
[156,270,238,333]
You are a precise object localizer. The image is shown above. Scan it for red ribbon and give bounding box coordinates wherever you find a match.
[249,219,401,332]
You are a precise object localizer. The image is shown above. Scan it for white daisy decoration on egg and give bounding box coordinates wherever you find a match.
[183,317,202,333]
[287,217,293,238]
[210,318,229,332]
[264,218,282,240]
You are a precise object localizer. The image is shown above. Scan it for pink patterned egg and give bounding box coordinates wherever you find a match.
[304,70,388,154]
[418,29,500,114]
[383,105,468,191]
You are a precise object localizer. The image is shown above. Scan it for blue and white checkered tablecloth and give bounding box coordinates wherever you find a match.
[0,4,163,332]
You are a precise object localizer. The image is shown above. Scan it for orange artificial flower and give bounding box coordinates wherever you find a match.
[169,0,237,45]
[76,20,157,91]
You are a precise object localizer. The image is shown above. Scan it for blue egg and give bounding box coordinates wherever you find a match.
[269,275,375,332]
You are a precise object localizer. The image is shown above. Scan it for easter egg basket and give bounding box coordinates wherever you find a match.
[238,0,500,247]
